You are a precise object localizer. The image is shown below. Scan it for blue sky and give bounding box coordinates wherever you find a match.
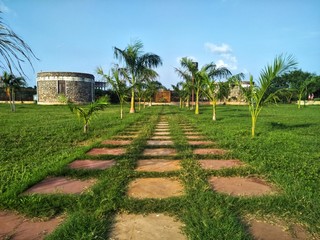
[1,0,319,88]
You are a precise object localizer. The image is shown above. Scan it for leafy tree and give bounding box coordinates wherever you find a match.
[1,71,26,111]
[171,82,186,108]
[68,96,108,133]
[239,54,297,137]
[144,80,163,107]
[97,66,128,119]
[113,40,162,113]
[0,14,37,76]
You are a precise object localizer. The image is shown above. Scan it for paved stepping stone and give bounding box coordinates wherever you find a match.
[188,140,215,145]
[199,159,243,170]
[184,131,201,135]
[156,125,169,128]
[248,219,309,240]
[101,140,131,145]
[147,140,174,146]
[127,178,184,198]
[154,132,170,135]
[193,148,227,155]
[116,134,139,139]
[136,159,181,172]
[143,148,177,156]
[0,211,63,240]
[23,177,96,195]
[208,177,275,196]
[68,160,115,170]
[151,136,172,140]
[110,213,186,240]
[155,128,170,131]
[186,135,204,140]
[87,148,126,156]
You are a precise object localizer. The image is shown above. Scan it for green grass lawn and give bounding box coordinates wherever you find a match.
[0,103,319,239]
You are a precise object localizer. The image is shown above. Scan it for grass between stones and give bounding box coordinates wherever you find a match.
[0,103,319,239]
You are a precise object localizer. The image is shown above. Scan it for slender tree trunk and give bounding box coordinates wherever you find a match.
[143,98,146,108]
[212,101,216,121]
[11,89,15,112]
[84,123,88,134]
[130,88,135,113]
[251,114,257,138]
[179,98,182,108]
[138,97,141,111]
[120,102,123,119]
[195,89,200,114]
[298,93,302,109]
[186,96,190,109]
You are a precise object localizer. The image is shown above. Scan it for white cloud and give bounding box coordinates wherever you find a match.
[205,42,238,70]
[204,42,232,54]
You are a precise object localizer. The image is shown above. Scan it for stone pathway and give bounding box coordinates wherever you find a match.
[3,116,311,239]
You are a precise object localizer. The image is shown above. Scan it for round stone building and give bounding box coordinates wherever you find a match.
[37,72,94,104]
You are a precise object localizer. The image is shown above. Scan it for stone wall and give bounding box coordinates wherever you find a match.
[37,72,94,104]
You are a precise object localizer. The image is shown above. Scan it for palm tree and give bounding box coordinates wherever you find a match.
[144,80,163,107]
[1,71,26,111]
[239,54,297,137]
[175,57,199,112]
[171,82,185,108]
[201,65,231,120]
[68,96,109,133]
[113,40,162,113]
[0,14,37,76]
[97,66,128,119]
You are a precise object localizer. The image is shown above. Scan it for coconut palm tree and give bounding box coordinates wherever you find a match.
[113,40,162,113]
[1,71,26,111]
[239,54,297,137]
[171,82,185,108]
[97,66,128,119]
[68,96,108,133]
[0,14,37,75]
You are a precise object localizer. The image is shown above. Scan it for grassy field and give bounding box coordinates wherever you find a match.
[0,103,319,239]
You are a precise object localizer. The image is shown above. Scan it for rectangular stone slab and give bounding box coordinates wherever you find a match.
[68,160,116,170]
[136,159,181,172]
[143,148,177,156]
[147,140,174,146]
[87,148,126,156]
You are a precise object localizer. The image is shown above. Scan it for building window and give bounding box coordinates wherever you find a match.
[58,80,66,94]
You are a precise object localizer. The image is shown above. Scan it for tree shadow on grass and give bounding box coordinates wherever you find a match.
[270,122,313,130]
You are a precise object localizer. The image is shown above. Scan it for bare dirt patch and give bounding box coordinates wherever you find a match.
[68,160,115,170]
[23,177,96,195]
[199,159,243,170]
[136,159,181,172]
[143,148,177,156]
[208,177,276,196]
[87,148,126,156]
[109,213,186,240]
[127,178,184,199]
[0,211,64,240]
[193,148,228,155]
[146,140,174,146]
[101,140,132,145]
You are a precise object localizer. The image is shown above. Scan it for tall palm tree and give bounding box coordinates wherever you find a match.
[1,71,26,111]
[113,40,162,113]
[0,14,37,75]
[171,82,185,108]
[97,66,128,119]
[239,54,297,137]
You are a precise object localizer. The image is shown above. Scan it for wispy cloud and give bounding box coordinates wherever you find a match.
[205,42,237,70]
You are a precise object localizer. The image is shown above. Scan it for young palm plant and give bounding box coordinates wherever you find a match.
[97,66,128,119]
[113,40,162,113]
[240,54,297,137]
[201,64,231,120]
[68,96,109,133]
